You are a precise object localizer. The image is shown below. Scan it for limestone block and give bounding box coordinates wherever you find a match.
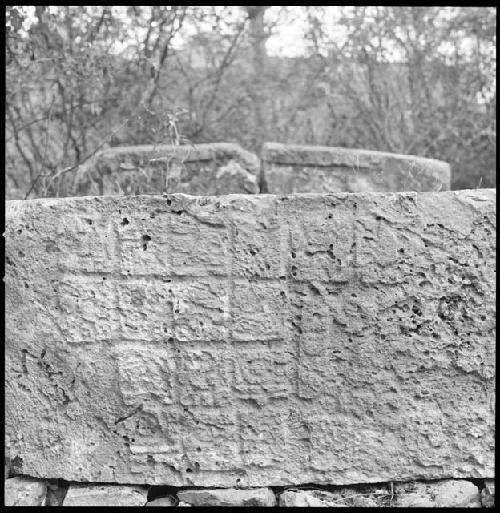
[353,497,379,507]
[59,143,260,197]
[5,190,495,487]
[262,142,450,193]
[62,485,148,506]
[280,487,391,507]
[177,488,276,507]
[4,477,47,506]
[279,489,345,507]
[396,479,481,507]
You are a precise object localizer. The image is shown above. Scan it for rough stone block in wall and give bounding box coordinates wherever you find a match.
[177,488,277,507]
[5,189,495,487]
[4,477,48,506]
[262,142,451,193]
[279,487,383,507]
[58,143,260,197]
[279,480,482,507]
[62,485,148,506]
[395,479,481,507]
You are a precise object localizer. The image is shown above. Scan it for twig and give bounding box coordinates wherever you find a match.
[5,115,52,143]
[22,27,184,200]
[23,173,53,200]
[24,96,55,199]
[200,19,247,123]
[6,105,36,182]
[24,113,131,200]
[49,116,131,182]
[40,96,56,196]
[144,7,187,108]
[38,77,161,195]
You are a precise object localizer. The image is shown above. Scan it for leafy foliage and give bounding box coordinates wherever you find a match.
[5,6,496,198]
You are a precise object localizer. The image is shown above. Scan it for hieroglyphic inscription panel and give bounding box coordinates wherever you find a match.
[5,191,495,486]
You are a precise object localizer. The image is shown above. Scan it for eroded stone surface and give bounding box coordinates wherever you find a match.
[279,489,344,507]
[59,143,260,196]
[177,488,276,507]
[262,142,450,194]
[5,190,495,486]
[279,486,392,507]
[4,476,47,506]
[396,479,481,507]
[62,484,148,506]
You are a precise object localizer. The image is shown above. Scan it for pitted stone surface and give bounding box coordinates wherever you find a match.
[279,489,345,507]
[60,143,259,196]
[395,479,481,507]
[5,190,495,486]
[62,484,148,506]
[279,486,391,507]
[4,477,47,506]
[262,142,451,194]
[177,488,277,507]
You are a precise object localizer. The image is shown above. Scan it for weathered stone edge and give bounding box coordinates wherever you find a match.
[6,188,495,210]
[86,142,261,171]
[262,141,450,173]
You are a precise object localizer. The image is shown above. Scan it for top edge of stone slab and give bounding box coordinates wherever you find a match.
[87,142,260,167]
[6,188,496,207]
[262,142,450,170]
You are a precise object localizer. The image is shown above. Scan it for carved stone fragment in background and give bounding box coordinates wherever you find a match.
[59,143,260,196]
[262,142,450,194]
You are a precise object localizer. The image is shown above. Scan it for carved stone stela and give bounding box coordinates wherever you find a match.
[5,190,495,487]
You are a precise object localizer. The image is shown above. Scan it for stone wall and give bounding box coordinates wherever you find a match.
[5,190,495,495]
[4,475,493,507]
[59,143,260,197]
[262,142,451,194]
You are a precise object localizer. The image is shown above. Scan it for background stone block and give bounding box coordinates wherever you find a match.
[262,142,451,193]
[58,143,260,196]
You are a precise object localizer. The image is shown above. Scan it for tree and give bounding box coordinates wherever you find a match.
[245,6,270,154]
[5,6,495,198]
[6,6,190,198]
